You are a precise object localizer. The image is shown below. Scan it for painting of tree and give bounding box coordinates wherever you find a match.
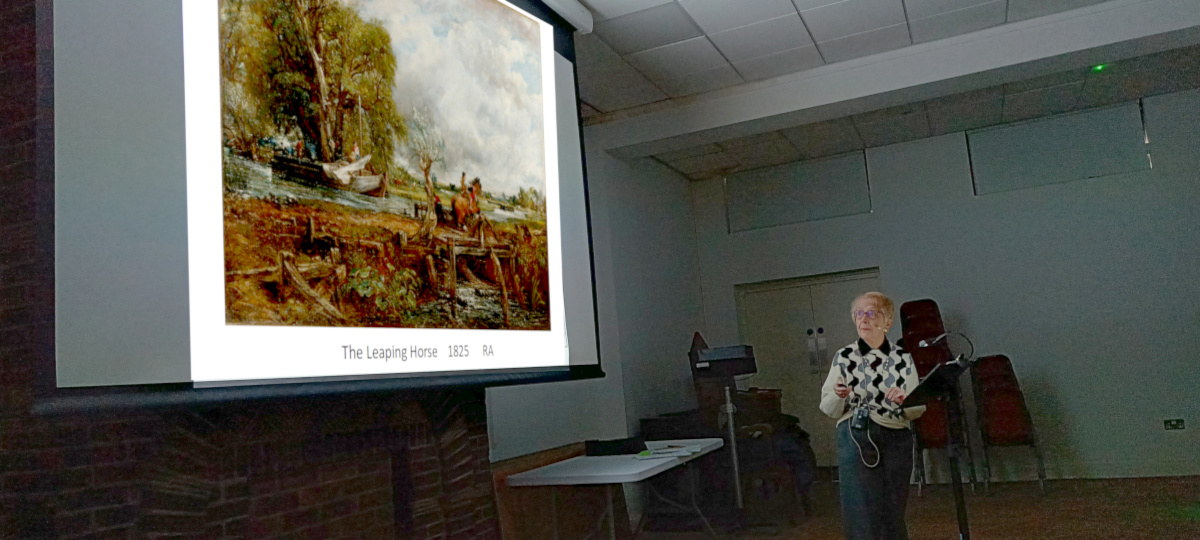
[221,0,405,173]
[220,0,552,331]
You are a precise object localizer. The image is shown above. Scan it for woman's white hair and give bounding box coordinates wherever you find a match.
[851,291,895,321]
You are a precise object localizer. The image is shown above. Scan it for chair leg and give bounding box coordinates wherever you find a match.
[962,429,977,494]
[982,444,992,496]
[960,400,980,493]
[1032,442,1047,494]
[914,445,926,497]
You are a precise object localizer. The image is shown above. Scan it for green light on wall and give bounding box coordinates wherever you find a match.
[1092,64,1107,72]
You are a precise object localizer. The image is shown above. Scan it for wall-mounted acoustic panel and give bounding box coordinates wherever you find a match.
[968,102,1150,195]
[725,151,870,232]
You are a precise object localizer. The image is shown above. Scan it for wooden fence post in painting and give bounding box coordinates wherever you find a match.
[509,252,522,307]
[279,251,295,300]
[490,248,509,328]
[333,264,347,311]
[396,231,407,253]
[449,240,458,320]
[425,254,438,291]
[279,250,346,322]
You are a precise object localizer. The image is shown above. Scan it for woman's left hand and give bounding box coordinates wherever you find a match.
[885,387,906,404]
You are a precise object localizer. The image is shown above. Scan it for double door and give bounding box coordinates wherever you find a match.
[735,270,880,466]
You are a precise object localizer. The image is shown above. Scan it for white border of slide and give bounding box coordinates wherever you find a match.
[182,1,566,384]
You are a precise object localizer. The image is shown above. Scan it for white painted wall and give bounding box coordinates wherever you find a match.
[487,144,705,461]
[691,89,1200,480]
[587,150,705,435]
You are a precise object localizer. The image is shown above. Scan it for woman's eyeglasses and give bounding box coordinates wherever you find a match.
[852,309,883,320]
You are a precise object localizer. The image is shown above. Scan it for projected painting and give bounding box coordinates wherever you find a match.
[219,0,549,330]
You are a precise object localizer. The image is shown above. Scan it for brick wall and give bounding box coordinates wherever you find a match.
[0,2,500,538]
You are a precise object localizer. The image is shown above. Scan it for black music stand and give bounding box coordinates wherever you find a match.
[902,354,976,540]
[688,335,756,510]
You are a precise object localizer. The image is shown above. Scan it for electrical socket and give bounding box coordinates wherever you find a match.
[1164,419,1185,430]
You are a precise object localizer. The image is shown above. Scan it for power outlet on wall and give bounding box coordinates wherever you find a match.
[1164,419,1185,430]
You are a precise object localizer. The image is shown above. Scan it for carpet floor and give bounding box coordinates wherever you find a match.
[639,476,1200,539]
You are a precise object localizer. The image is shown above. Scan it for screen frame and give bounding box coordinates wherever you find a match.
[30,0,602,415]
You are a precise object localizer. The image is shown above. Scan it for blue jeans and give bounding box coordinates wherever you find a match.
[838,419,914,540]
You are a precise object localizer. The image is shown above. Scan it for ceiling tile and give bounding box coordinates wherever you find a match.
[654,143,723,163]
[925,86,1004,109]
[574,33,624,67]
[708,13,814,62]
[853,102,925,125]
[1006,0,1109,22]
[910,0,1006,44]
[854,104,931,147]
[625,37,729,81]
[799,0,906,43]
[733,45,825,81]
[1076,76,1148,110]
[725,138,803,170]
[581,0,674,22]
[905,0,994,19]
[926,95,1003,134]
[1002,82,1084,122]
[665,150,742,175]
[580,102,602,117]
[717,130,788,150]
[816,22,910,63]
[592,2,703,55]
[791,0,849,10]
[1004,69,1088,94]
[658,64,745,97]
[577,61,670,111]
[781,117,864,159]
[678,0,800,34]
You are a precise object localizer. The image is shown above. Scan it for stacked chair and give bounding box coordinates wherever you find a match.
[971,355,1047,493]
[898,299,978,495]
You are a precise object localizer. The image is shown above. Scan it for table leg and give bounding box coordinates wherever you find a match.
[606,484,616,540]
[688,463,720,538]
[551,486,560,540]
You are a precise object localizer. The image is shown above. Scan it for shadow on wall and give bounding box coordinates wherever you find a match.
[1019,376,1084,480]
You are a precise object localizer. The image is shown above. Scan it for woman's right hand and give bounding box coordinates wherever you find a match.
[834,383,850,399]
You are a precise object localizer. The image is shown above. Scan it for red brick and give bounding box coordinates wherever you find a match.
[54,510,93,535]
[58,486,130,509]
[319,497,360,520]
[93,505,137,528]
[317,460,359,484]
[280,507,320,532]
[91,463,136,486]
[252,491,299,516]
[357,488,391,511]
[277,467,318,491]
[220,478,250,500]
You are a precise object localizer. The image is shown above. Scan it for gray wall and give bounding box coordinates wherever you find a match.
[691,89,1200,480]
[486,147,705,460]
[588,151,705,435]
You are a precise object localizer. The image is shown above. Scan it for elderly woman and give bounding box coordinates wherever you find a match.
[820,292,925,540]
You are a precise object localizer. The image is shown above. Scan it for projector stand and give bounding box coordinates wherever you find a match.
[722,385,744,509]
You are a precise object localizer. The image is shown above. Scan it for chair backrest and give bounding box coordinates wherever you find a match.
[970,355,1036,446]
[899,299,953,377]
[913,399,949,449]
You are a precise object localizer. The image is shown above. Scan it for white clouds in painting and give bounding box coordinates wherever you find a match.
[360,0,545,198]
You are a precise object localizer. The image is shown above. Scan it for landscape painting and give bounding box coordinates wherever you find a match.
[219,0,550,330]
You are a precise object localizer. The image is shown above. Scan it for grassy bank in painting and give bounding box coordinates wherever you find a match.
[223,180,550,330]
